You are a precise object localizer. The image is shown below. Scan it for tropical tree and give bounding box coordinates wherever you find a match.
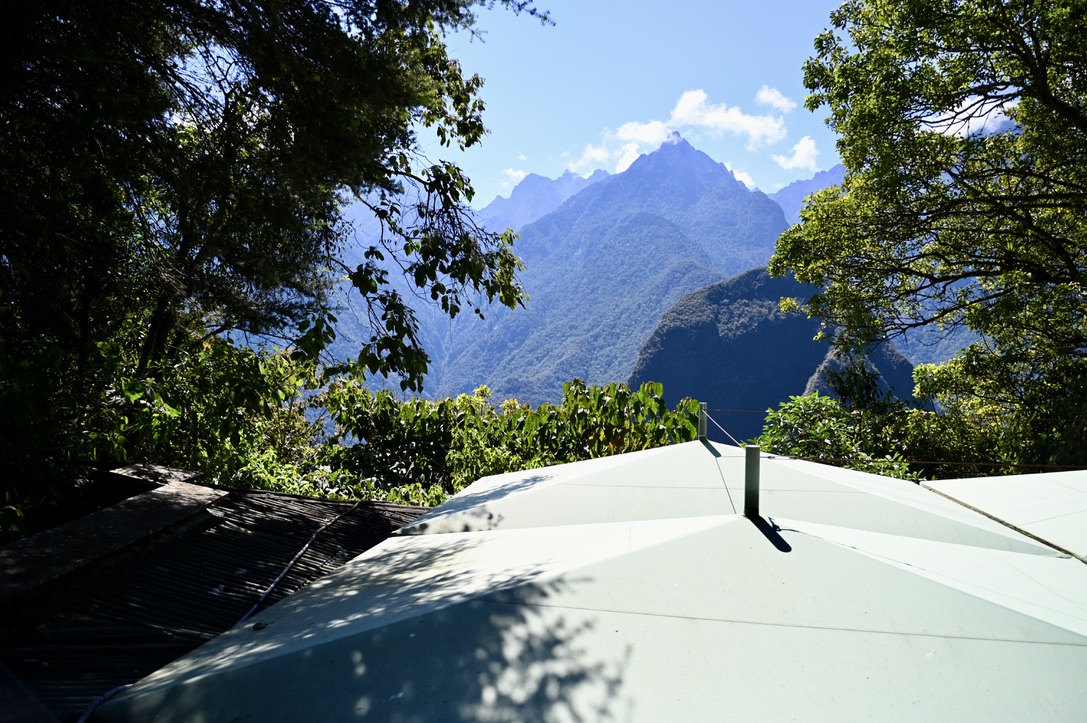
[770,0,1087,467]
[0,0,544,531]
[318,380,701,505]
[756,377,1021,481]
[757,392,918,480]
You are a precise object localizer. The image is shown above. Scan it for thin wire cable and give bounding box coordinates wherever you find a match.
[708,408,778,415]
[705,410,744,447]
[707,407,1087,425]
[708,406,1087,428]
[787,456,1086,471]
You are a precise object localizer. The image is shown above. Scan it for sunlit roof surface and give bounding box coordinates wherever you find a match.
[99,442,1087,722]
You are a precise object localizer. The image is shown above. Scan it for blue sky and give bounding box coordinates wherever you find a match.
[428,1,846,205]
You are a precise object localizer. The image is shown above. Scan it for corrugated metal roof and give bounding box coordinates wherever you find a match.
[0,487,424,722]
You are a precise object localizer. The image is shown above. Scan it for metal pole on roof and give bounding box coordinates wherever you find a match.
[745,444,761,518]
[698,402,708,440]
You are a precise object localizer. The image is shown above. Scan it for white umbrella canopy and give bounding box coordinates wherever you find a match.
[399,441,1060,554]
[97,441,1087,722]
[926,469,1087,560]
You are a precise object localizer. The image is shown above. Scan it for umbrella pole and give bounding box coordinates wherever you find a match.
[745,445,760,518]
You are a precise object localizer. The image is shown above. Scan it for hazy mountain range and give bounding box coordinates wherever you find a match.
[478,169,610,233]
[769,164,845,225]
[329,136,938,436]
[433,136,788,401]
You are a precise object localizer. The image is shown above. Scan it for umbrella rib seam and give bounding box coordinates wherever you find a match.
[477,597,1087,647]
[923,484,1086,564]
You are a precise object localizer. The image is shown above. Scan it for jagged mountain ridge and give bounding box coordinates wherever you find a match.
[478,169,611,233]
[768,164,846,225]
[328,144,876,404]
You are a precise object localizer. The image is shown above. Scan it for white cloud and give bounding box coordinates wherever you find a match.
[755,85,797,113]
[517,153,528,161]
[772,136,820,172]
[501,168,527,188]
[615,142,643,173]
[726,163,756,189]
[669,90,786,148]
[616,119,672,146]
[567,143,612,175]
[566,89,793,177]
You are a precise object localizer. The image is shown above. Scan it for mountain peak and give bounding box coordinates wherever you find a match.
[662,130,689,147]
[622,135,744,193]
[650,132,698,157]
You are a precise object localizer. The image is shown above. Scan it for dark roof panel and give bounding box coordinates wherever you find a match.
[0,486,425,721]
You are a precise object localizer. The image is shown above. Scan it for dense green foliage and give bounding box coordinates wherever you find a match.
[316,379,700,505]
[757,387,1060,481]
[756,363,1028,481]
[126,376,698,511]
[0,0,547,534]
[758,393,918,480]
[770,0,1087,470]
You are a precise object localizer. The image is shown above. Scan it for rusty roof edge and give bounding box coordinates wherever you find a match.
[0,476,228,607]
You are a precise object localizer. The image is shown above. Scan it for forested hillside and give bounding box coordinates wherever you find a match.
[629,268,915,442]
[441,212,724,400]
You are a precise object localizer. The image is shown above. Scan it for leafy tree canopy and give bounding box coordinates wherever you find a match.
[0,0,543,518]
[2,0,541,382]
[770,0,1087,465]
[318,379,700,505]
